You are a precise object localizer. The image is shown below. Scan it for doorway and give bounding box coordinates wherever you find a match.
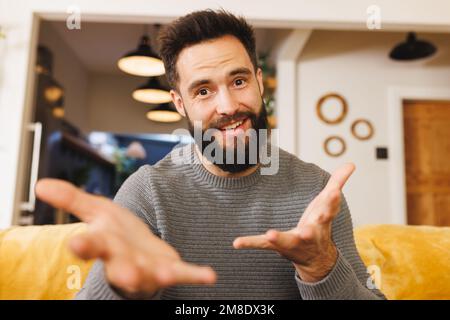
[13,16,285,226]
[403,99,450,226]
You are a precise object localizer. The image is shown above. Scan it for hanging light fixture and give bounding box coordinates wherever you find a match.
[44,77,64,103]
[36,46,53,75]
[117,25,165,76]
[37,46,65,103]
[146,103,182,123]
[132,77,171,104]
[52,96,65,119]
[389,32,437,61]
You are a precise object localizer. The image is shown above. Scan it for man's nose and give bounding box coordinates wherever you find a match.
[215,88,239,115]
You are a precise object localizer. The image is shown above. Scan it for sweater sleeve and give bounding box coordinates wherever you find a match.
[295,171,387,300]
[74,166,163,300]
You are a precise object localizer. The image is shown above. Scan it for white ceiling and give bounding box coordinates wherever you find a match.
[45,20,286,75]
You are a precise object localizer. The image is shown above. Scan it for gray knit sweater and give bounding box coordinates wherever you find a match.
[75,143,385,300]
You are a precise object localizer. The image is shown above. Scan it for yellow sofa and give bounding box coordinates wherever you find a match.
[0,222,449,300]
[0,223,93,300]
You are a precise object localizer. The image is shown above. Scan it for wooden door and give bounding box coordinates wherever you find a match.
[403,100,450,226]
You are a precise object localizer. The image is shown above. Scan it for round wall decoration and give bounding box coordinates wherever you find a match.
[351,119,374,141]
[316,93,348,125]
[323,136,346,157]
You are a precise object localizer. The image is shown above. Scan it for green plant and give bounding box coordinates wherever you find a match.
[113,148,139,192]
[258,52,276,117]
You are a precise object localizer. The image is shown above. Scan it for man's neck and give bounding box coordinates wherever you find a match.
[194,144,260,178]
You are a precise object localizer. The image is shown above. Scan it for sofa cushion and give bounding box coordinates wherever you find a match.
[354,224,450,300]
[0,223,94,299]
[0,222,448,299]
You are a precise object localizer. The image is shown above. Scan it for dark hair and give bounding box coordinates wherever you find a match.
[158,9,258,90]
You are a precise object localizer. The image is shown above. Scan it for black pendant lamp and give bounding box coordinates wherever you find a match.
[36,46,53,75]
[389,32,437,61]
[44,77,64,103]
[132,77,171,104]
[146,103,182,123]
[52,96,65,119]
[37,46,65,103]
[118,26,165,76]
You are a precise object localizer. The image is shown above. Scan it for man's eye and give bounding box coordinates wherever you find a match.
[198,88,209,96]
[234,78,246,86]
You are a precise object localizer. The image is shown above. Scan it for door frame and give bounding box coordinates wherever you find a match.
[10,10,305,227]
[388,86,450,225]
[7,5,450,227]
[11,12,177,226]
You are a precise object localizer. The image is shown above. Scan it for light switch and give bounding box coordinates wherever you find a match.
[376,147,388,160]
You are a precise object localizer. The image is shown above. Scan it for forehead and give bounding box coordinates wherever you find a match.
[176,35,253,86]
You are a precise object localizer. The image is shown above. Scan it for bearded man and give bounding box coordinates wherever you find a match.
[36,9,386,300]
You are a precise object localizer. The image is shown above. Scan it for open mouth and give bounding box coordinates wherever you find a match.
[219,117,248,132]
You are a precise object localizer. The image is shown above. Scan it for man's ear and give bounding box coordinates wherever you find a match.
[170,89,186,117]
[256,67,264,97]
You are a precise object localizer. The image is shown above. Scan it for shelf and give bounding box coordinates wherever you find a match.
[61,132,115,169]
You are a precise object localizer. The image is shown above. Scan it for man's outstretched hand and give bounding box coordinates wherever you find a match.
[35,179,216,298]
[233,163,355,283]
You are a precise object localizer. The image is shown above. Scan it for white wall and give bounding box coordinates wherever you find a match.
[297,30,450,226]
[0,4,35,228]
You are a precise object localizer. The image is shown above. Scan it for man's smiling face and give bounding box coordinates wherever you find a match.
[170,35,266,156]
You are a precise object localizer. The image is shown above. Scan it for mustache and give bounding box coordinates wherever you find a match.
[208,111,255,130]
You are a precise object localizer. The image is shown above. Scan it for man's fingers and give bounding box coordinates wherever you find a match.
[265,229,301,250]
[300,163,354,225]
[69,232,108,260]
[233,234,276,250]
[156,262,217,287]
[35,178,111,222]
[325,163,355,191]
[316,188,342,224]
[299,164,354,226]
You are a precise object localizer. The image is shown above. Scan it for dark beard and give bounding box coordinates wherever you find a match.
[187,100,269,173]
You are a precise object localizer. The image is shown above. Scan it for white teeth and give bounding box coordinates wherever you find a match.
[222,120,243,130]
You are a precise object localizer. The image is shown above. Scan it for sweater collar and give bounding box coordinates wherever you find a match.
[186,143,264,189]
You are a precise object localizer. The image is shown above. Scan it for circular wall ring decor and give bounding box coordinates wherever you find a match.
[316,93,348,125]
[351,119,374,141]
[323,136,346,157]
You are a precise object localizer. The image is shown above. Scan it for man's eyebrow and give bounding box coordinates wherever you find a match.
[187,67,253,94]
[228,67,252,77]
[187,79,211,94]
